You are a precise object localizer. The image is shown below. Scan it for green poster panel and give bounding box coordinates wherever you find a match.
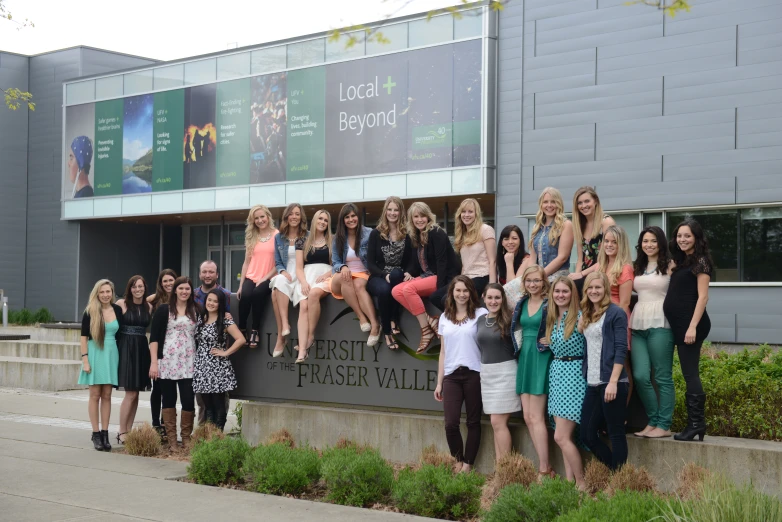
[216,79,251,186]
[93,99,124,196]
[287,67,325,180]
[152,90,185,192]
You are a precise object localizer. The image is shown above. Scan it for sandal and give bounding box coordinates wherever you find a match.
[154,425,168,443]
[427,314,440,333]
[385,335,399,350]
[248,330,259,349]
[390,322,401,336]
[296,340,314,364]
[116,432,127,445]
[417,324,436,354]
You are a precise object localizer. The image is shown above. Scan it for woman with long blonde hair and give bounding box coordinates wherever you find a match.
[238,205,278,348]
[569,187,615,290]
[430,198,496,309]
[367,196,413,350]
[78,279,122,452]
[528,187,574,281]
[579,272,629,470]
[392,201,460,353]
[298,210,335,362]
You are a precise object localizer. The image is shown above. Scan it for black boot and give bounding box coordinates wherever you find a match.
[91,431,104,451]
[216,410,228,432]
[100,429,112,451]
[205,408,216,426]
[674,393,707,441]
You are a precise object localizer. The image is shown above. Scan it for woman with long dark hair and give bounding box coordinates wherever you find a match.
[434,275,487,473]
[478,283,518,461]
[146,268,176,439]
[498,225,530,305]
[631,226,675,439]
[193,290,245,431]
[114,275,153,445]
[664,219,712,442]
[330,203,380,347]
[149,277,199,448]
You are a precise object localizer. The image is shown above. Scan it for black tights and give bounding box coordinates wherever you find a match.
[677,341,704,394]
[150,379,163,426]
[202,392,228,426]
[160,378,195,412]
[239,279,272,331]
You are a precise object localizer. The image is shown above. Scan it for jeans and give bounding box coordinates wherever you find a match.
[160,378,195,412]
[678,341,704,394]
[367,269,404,332]
[580,382,628,470]
[429,275,489,312]
[631,328,675,430]
[150,378,163,426]
[238,278,272,331]
[442,367,483,465]
[392,276,438,316]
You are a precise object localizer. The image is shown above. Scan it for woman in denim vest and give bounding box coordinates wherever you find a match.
[528,187,574,282]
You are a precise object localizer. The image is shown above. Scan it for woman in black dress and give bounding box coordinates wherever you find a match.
[115,275,153,444]
[663,219,712,442]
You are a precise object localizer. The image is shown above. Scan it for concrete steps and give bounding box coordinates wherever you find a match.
[0,326,81,342]
[0,327,85,391]
[0,340,81,361]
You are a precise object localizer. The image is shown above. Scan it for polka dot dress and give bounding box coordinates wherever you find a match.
[548,311,587,423]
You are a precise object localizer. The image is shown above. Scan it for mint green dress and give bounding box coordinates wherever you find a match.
[78,320,120,386]
[516,301,552,395]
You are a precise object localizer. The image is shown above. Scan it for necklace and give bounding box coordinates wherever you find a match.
[258,231,273,243]
[453,313,470,326]
[644,263,658,276]
[485,315,496,327]
[313,238,326,247]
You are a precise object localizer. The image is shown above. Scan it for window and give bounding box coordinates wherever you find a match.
[326,31,365,61]
[189,226,208,280]
[66,80,95,105]
[668,209,738,282]
[124,71,153,95]
[217,52,251,80]
[366,23,408,55]
[643,213,663,229]
[454,10,482,39]
[287,39,325,68]
[251,46,286,74]
[185,59,216,85]
[409,15,453,47]
[741,207,782,282]
[612,214,641,261]
[154,64,184,90]
[95,76,123,99]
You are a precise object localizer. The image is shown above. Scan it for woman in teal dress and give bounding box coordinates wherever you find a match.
[79,279,122,452]
[511,264,553,479]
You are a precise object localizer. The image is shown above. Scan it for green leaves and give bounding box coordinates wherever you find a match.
[3,88,35,111]
[624,0,692,18]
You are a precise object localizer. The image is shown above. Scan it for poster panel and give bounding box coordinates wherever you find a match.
[152,89,185,191]
[216,78,251,187]
[250,73,287,184]
[122,94,153,194]
[286,67,326,181]
[64,103,96,199]
[183,84,217,190]
[93,99,124,196]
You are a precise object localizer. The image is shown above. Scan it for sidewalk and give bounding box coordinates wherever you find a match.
[0,387,429,522]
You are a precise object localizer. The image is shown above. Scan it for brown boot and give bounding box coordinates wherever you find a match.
[161,408,177,449]
[180,410,195,447]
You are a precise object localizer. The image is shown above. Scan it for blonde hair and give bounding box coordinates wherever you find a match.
[521,264,550,297]
[598,225,632,286]
[302,209,333,259]
[580,272,611,329]
[245,205,275,255]
[84,279,115,348]
[407,201,439,248]
[572,186,607,247]
[279,203,307,240]
[545,276,579,342]
[376,196,407,241]
[529,187,567,250]
[453,198,485,253]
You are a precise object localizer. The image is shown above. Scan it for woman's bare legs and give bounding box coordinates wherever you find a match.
[521,393,551,473]
[331,277,368,326]
[88,385,101,432]
[100,385,113,430]
[119,390,140,439]
[296,299,310,356]
[271,289,286,355]
[491,413,512,461]
[307,288,327,349]
[353,278,380,338]
[553,417,585,489]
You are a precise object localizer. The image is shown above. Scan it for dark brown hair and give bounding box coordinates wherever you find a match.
[483,282,511,340]
[444,275,480,323]
[169,276,199,323]
[150,269,178,311]
[123,275,148,314]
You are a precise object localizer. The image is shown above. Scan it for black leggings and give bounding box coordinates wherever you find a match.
[677,341,704,394]
[150,379,163,426]
[366,269,404,333]
[160,378,195,412]
[202,392,228,425]
[238,278,272,331]
[580,383,628,470]
[429,275,489,312]
[442,367,483,465]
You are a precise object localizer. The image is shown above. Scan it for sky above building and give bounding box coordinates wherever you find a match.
[0,0,460,60]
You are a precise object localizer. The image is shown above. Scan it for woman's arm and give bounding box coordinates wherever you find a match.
[213,323,246,357]
[434,337,446,402]
[603,363,624,402]
[570,234,584,280]
[273,236,286,274]
[80,336,90,373]
[115,298,127,314]
[148,306,168,379]
[618,279,632,318]
[295,250,309,296]
[331,237,346,274]
[484,233,497,284]
[686,273,710,344]
[544,220,574,277]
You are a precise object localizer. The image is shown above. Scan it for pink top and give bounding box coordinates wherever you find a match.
[460,224,496,278]
[610,264,634,305]
[245,230,278,282]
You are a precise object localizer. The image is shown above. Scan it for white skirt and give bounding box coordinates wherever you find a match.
[480,360,521,414]
[269,258,299,302]
[292,263,333,304]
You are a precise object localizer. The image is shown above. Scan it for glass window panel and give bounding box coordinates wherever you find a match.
[123,70,153,95]
[229,249,244,292]
[189,226,208,279]
[184,59,216,85]
[95,75,123,99]
[366,23,408,55]
[208,225,222,247]
[251,46,286,74]
[612,214,641,261]
[217,52,251,80]
[741,207,782,282]
[154,64,184,90]
[228,224,245,245]
[287,39,325,68]
[643,213,663,229]
[408,15,453,48]
[66,80,95,105]
[454,10,483,39]
[326,31,365,61]
[668,210,738,283]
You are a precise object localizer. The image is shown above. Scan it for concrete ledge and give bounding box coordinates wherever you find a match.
[0,341,81,360]
[0,327,81,343]
[0,356,85,391]
[242,401,782,497]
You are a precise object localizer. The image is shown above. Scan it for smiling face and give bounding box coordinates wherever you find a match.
[386,202,400,225]
[315,212,329,233]
[552,282,571,310]
[524,272,545,297]
[641,232,659,259]
[161,275,175,295]
[287,206,302,229]
[677,225,695,255]
[130,279,146,300]
[484,288,503,314]
[253,209,269,231]
[176,282,191,303]
[502,230,521,254]
[343,211,359,231]
[98,284,113,305]
[205,293,220,313]
[586,277,606,304]
[460,202,476,227]
[199,262,218,286]
[576,192,595,218]
[412,212,429,231]
[541,192,558,219]
[603,231,618,258]
[452,282,471,307]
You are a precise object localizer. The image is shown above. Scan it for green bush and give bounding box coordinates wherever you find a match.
[484,479,582,522]
[187,436,250,485]
[320,445,394,507]
[555,490,686,522]
[9,308,34,325]
[243,443,320,495]
[392,464,484,520]
[32,307,54,324]
[672,346,782,440]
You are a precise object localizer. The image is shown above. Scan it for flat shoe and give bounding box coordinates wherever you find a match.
[367,334,380,347]
[281,328,290,337]
[360,322,371,332]
[272,348,284,358]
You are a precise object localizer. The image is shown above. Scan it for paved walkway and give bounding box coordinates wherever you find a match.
[0,387,428,522]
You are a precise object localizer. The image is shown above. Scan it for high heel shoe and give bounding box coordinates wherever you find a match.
[674,393,707,442]
[417,324,436,354]
[91,432,104,451]
[296,340,314,364]
[100,430,112,451]
[281,326,291,337]
[248,330,259,349]
[116,432,127,445]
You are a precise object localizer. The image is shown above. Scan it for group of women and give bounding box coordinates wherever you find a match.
[77,272,244,451]
[77,187,713,488]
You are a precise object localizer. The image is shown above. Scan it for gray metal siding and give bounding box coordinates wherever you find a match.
[0,53,30,310]
[496,1,782,343]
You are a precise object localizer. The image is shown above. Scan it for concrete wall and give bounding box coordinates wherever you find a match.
[0,52,30,310]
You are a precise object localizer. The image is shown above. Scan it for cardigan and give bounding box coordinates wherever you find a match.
[580,303,628,384]
[274,233,307,273]
[366,228,413,278]
[80,303,124,341]
[510,295,548,357]
[409,227,461,289]
[332,226,372,274]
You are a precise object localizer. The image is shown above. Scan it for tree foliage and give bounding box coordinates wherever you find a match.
[625,0,691,17]
[1,0,35,111]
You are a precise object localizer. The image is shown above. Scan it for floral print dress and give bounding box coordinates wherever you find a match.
[158,315,196,380]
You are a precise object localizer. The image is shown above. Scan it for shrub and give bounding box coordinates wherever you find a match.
[187,436,250,485]
[483,451,538,504]
[191,422,225,446]
[124,423,161,457]
[243,443,320,495]
[607,463,656,494]
[672,346,782,441]
[10,308,34,325]
[584,459,611,495]
[232,401,243,432]
[484,478,582,522]
[321,445,394,507]
[392,464,484,520]
[675,463,709,501]
[266,428,295,448]
[555,490,681,522]
[420,444,456,469]
[32,307,54,324]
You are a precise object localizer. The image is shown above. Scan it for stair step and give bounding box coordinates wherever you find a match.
[0,326,81,343]
[0,356,86,392]
[0,340,81,360]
